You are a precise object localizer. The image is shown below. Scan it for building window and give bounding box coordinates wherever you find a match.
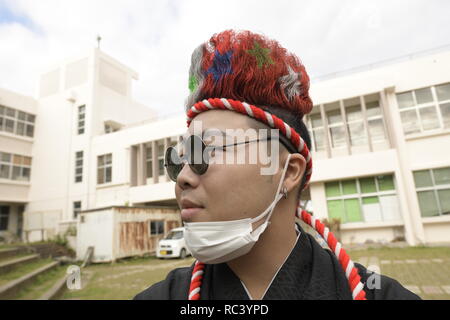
[0,152,31,181]
[413,167,450,217]
[146,137,179,182]
[149,220,164,236]
[77,105,85,135]
[325,102,346,149]
[0,205,9,231]
[396,83,450,136]
[308,94,387,155]
[146,144,153,179]
[97,153,112,184]
[364,94,387,143]
[325,174,400,223]
[157,140,165,176]
[307,111,326,151]
[0,105,35,137]
[73,201,82,219]
[344,98,367,147]
[75,151,83,183]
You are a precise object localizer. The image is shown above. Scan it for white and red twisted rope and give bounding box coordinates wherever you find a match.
[186,98,366,300]
[297,208,366,300]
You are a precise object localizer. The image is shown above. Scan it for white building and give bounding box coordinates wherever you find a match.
[1,47,449,258]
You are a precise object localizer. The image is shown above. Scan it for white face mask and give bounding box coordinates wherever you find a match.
[183,154,292,264]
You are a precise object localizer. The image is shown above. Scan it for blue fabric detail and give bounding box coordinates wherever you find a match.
[206,49,233,82]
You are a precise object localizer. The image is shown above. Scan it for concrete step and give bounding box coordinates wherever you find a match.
[0,247,29,260]
[38,274,69,300]
[0,260,60,300]
[0,254,40,275]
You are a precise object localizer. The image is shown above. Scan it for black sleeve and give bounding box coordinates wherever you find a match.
[354,262,421,300]
[133,265,193,300]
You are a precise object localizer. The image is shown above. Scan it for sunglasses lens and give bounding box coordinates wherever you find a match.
[190,162,208,175]
[165,147,182,182]
[185,135,209,176]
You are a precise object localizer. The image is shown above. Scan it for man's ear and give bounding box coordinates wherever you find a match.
[283,153,306,194]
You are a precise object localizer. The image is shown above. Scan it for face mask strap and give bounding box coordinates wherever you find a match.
[250,153,292,225]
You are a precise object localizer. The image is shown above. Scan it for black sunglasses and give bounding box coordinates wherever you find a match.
[164,133,298,182]
[164,134,275,182]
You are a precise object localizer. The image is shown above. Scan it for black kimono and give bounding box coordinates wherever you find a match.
[134,223,420,300]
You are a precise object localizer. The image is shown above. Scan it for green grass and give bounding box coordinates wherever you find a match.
[0,258,54,287]
[56,246,450,300]
[14,266,67,300]
[348,246,450,260]
[347,246,450,300]
[62,257,195,300]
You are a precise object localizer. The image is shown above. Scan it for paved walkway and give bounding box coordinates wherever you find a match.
[356,256,450,298]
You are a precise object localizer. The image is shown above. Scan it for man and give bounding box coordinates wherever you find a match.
[134,30,420,300]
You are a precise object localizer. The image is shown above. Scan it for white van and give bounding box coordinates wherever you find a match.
[156,227,191,259]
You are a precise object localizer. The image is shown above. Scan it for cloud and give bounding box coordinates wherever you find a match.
[0,0,449,118]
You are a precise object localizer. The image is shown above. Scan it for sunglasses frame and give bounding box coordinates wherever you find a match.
[164,133,297,182]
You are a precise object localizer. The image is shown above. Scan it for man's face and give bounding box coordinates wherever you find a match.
[175,109,286,223]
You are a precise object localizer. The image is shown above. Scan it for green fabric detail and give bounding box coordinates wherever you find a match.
[188,75,198,93]
[246,41,274,69]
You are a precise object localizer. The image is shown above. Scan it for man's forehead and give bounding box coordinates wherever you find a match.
[185,112,254,139]
[182,128,227,141]
[186,110,271,135]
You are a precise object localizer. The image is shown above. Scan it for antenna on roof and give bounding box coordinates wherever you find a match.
[97,35,102,49]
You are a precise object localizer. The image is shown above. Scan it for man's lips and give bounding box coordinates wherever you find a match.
[180,199,204,220]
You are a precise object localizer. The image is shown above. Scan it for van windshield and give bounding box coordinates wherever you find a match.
[164,231,183,240]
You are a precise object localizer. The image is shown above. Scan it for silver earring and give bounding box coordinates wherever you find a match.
[282,186,288,199]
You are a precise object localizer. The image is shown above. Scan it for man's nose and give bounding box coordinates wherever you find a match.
[176,161,201,190]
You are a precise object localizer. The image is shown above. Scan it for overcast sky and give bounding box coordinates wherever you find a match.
[1,0,449,119]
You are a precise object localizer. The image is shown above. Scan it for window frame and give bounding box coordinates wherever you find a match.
[149,220,164,236]
[306,111,326,152]
[0,151,31,181]
[97,153,112,184]
[397,84,450,136]
[75,151,83,183]
[77,105,86,135]
[0,205,9,231]
[325,174,398,224]
[0,105,35,138]
[413,167,450,217]
[73,201,82,219]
